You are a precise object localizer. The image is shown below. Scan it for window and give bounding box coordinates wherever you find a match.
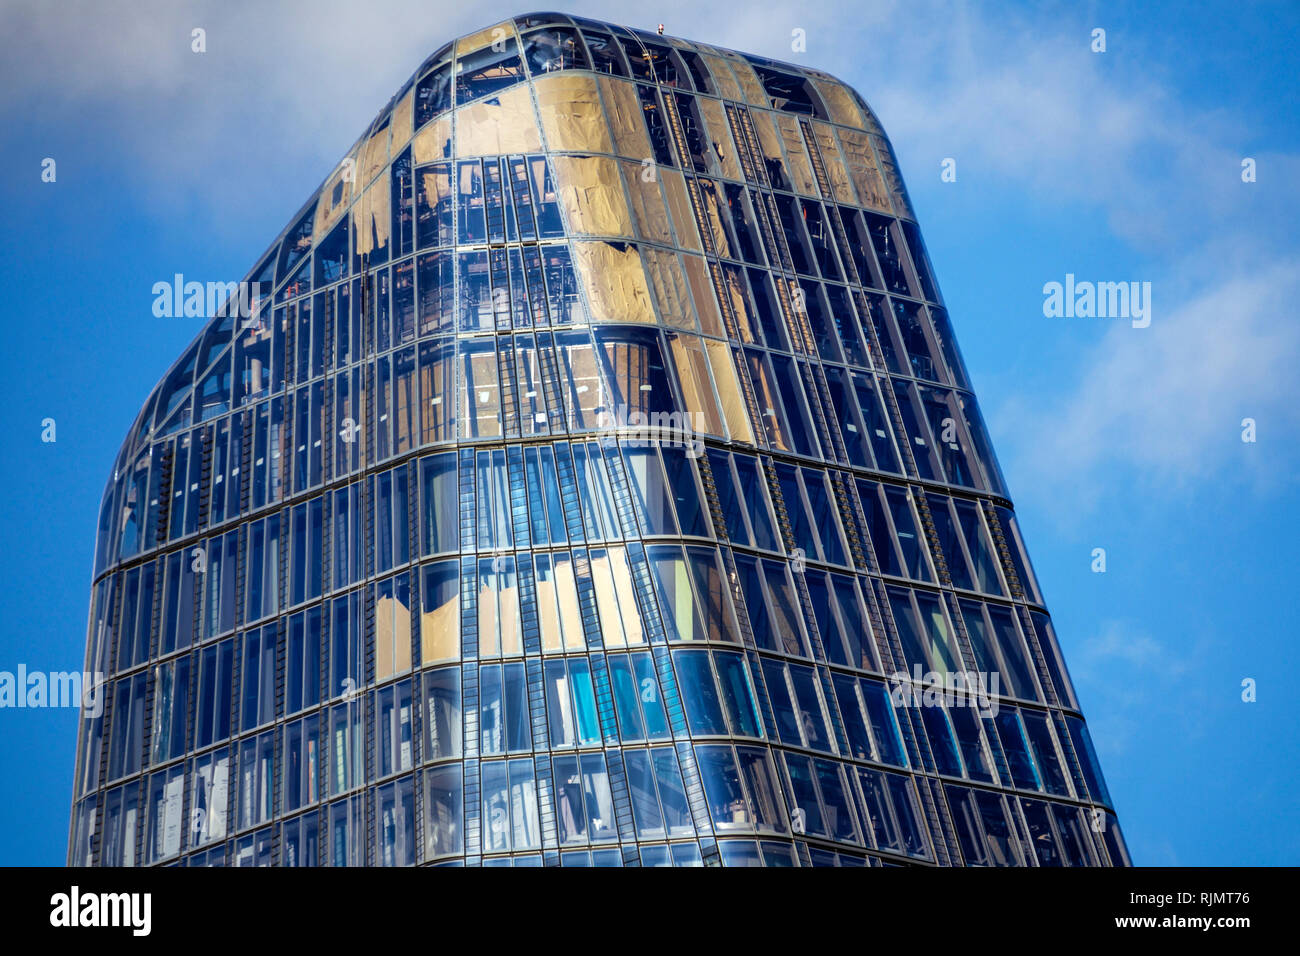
[624,747,693,839]
[160,549,196,654]
[1066,716,1112,806]
[477,556,521,658]
[920,704,964,777]
[116,563,154,672]
[695,743,787,835]
[994,709,1041,791]
[762,660,832,753]
[282,713,321,813]
[199,532,238,641]
[243,508,281,613]
[237,731,274,831]
[375,776,416,866]
[374,572,413,678]
[553,752,617,844]
[857,768,928,859]
[288,498,323,606]
[420,560,460,663]
[150,654,191,765]
[947,705,995,783]
[608,651,669,742]
[478,662,530,755]
[544,657,601,747]
[328,702,363,798]
[672,649,726,736]
[107,673,146,781]
[648,545,704,643]
[144,764,184,863]
[786,755,860,845]
[889,586,960,678]
[285,607,322,715]
[99,782,141,866]
[860,678,907,767]
[424,666,462,761]
[456,37,524,103]
[194,638,233,749]
[330,592,364,698]
[373,679,414,777]
[533,552,584,652]
[280,812,320,867]
[240,625,277,731]
[373,465,410,574]
[623,447,677,536]
[482,758,540,853]
[327,796,365,866]
[735,556,808,657]
[424,764,463,859]
[1020,709,1071,797]
[1030,612,1080,710]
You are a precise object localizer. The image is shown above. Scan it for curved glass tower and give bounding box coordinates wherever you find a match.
[69,13,1128,867]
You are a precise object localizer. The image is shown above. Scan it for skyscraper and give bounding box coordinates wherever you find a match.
[69,13,1129,867]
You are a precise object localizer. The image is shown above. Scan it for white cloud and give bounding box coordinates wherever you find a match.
[1000,256,1300,505]
[1069,619,1211,756]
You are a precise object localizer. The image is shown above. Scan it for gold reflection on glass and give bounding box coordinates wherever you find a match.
[419,344,454,444]
[775,113,817,196]
[535,554,563,652]
[642,246,692,330]
[813,122,855,204]
[455,85,541,157]
[720,266,755,343]
[459,346,501,438]
[412,115,452,164]
[700,52,742,102]
[558,336,604,427]
[534,74,613,154]
[499,572,521,656]
[659,168,701,252]
[588,549,626,648]
[551,155,633,237]
[812,77,866,130]
[704,338,755,444]
[608,546,644,645]
[668,333,724,438]
[390,89,415,153]
[620,161,673,245]
[353,170,392,262]
[728,58,769,108]
[598,76,652,160]
[421,582,459,663]
[871,132,912,218]
[376,592,412,681]
[681,254,723,337]
[358,123,390,189]
[455,20,516,58]
[553,554,585,651]
[837,128,891,212]
[314,148,359,241]
[570,241,654,324]
[698,97,741,181]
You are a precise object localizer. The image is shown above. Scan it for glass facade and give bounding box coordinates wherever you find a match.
[68,13,1128,867]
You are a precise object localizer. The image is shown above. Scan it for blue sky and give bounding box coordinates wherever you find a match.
[1,0,1296,866]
